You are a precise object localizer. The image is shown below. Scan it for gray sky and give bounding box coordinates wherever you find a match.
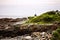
[0,0,60,18]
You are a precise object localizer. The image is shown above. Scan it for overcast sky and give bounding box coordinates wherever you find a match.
[0,0,60,18]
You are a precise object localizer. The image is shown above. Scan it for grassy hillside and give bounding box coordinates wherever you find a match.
[27,10,60,24]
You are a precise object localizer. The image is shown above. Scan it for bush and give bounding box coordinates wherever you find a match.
[51,28,60,40]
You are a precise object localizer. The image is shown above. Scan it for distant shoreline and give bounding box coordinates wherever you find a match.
[0,15,28,19]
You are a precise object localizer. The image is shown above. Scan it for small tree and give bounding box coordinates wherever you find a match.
[34,14,37,16]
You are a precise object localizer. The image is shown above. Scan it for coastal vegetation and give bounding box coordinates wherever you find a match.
[27,10,60,24]
[51,27,60,40]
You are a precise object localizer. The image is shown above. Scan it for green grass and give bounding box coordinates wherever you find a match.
[26,10,60,24]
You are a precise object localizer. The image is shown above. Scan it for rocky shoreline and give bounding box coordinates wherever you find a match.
[0,18,60,40]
